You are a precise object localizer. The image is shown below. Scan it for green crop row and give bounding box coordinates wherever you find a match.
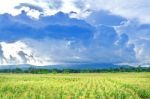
[0,73,149,99]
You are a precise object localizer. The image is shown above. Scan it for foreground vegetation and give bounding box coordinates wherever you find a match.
[0,73,150,99]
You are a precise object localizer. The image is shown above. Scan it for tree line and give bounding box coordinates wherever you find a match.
[0,66,150,74]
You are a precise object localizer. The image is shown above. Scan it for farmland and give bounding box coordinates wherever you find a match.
[0,73,150,99]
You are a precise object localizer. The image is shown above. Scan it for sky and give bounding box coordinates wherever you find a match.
[0,0,150,66]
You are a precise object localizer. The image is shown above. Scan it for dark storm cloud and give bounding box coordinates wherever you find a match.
[0,11,136,64]
[0,11,94,42]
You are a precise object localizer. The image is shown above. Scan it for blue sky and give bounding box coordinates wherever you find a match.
[0,0,150,66]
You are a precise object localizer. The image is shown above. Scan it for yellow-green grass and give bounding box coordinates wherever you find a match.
[0,73,150,99]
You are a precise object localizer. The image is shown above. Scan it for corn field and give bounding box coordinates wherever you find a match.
[0,73,150,99]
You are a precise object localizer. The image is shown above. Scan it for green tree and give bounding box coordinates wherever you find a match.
[137,65,142,72]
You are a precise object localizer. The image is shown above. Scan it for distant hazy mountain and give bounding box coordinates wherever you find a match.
[0,63,131,70]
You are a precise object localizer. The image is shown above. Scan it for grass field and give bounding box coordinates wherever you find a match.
[0,73,150,99]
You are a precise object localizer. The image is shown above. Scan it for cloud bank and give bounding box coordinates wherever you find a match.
[0,0,149,66]
[0,11,136,65]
